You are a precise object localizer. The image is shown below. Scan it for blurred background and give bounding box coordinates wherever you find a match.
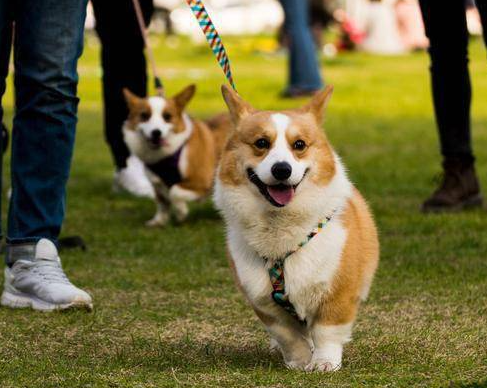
[1,1,487,387]
[84,0,481,56]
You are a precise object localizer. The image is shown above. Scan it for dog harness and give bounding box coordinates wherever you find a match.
[146,147,183,188]
[265,211,336,324]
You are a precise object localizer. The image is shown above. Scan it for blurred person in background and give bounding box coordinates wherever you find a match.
[395,0,428,51]
[361,0,405,54]
[309,0,334,49]
[279,0,324,98]
[91,0,155,198]
[419,0,485,212]
[0,0,92,311]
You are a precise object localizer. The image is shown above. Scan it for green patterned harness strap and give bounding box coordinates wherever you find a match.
[266,212,336,324]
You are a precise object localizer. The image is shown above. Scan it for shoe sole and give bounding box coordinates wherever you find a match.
[422,193,484,213]
[1,291,93,312]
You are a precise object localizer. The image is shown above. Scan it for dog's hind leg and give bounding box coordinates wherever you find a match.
[168,184,202,222]
[146,201,170,227]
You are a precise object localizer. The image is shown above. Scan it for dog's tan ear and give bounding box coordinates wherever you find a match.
[221,85,253,125]
[123,88,145,112]
[304,85,334,123]
[174,84,196,110]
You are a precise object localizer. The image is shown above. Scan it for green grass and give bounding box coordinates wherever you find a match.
[0,33,486,387]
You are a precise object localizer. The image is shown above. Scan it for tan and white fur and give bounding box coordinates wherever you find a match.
[214,85,379,371]
[123,85,229,226]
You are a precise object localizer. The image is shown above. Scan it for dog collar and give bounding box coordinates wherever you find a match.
[265,210,337,324]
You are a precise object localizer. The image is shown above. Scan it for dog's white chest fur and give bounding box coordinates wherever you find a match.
[226,213,347,321]
[284,219,347,319]
[215,155,352,322]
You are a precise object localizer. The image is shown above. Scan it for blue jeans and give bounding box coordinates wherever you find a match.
[279,0,323,92]
[0,0,87,251]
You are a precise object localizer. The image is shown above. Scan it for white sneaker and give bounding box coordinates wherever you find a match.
[1,239,93,311]
[113,155,155,199]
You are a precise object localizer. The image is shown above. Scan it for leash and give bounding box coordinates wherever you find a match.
[131,0,236,93]
[265,210,337,324]
[185,0,237,91]
[131,0,164,96]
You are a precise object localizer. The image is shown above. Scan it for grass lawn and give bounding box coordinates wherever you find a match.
[0,33,486,387]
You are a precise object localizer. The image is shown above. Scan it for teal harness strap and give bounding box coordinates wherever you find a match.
[266,212,335,324]
[268,257,303,323]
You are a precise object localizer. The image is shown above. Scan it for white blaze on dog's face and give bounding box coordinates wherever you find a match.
[219,85,336,208]
[123,85,195,152]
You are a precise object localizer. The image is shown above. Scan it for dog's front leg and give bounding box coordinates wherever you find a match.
[146,184,171,227]
[168,184,201,222]
[305,322,353,372]
[255,306,312,370]
[305,294,357,372]
[305,290,358,372]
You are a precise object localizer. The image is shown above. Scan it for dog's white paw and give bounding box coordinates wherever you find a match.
[269,338,280,353]
[145,213,169,227]
[305,359,341,372]
[172,203,189,223]
[173,210,188,223]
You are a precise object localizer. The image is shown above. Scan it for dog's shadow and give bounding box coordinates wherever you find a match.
[185,201,221,223]
[115,339,282,372]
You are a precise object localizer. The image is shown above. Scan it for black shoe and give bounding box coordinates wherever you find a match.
[422,159,483,213]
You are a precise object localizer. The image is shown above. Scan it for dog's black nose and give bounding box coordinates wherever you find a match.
[151,129,162,141]
[271,162,292,181]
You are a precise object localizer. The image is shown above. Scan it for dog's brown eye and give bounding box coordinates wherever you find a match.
[293,140,306,151]
[254,138,270,149]
[162,112,172,121]
[140,112,151,121]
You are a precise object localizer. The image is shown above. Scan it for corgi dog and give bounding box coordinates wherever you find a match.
[123,85,229,226]
[214,85,379,371]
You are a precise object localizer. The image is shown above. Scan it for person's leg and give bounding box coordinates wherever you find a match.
[475,0,487,46]
[279,0,323,96]
[92,0,153,170]
[1,0,92,311]
[0,0,14,237]
[419,0,482,212]
[419,0,472,162]
[91,0,155,198]
[8,0,88,243]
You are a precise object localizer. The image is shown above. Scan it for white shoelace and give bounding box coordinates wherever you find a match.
[27,259,71,285]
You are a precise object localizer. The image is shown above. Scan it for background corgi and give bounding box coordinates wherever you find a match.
[123,85,229,226]
[214,85,379,371]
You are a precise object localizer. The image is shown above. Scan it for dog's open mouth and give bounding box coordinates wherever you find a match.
[247,168,307,207]
[146,137,168,149]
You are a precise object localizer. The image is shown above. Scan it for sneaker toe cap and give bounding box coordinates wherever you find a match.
[41,284,92,307]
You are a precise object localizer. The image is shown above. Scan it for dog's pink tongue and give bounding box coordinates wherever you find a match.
[267,186,295,206]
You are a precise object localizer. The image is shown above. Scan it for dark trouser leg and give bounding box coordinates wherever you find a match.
[279,0,323,93]
[0,0,13,239]
[7,0,87,245]
[91,0,153,170]
[419,0,473,164]
[475,0,487,46]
